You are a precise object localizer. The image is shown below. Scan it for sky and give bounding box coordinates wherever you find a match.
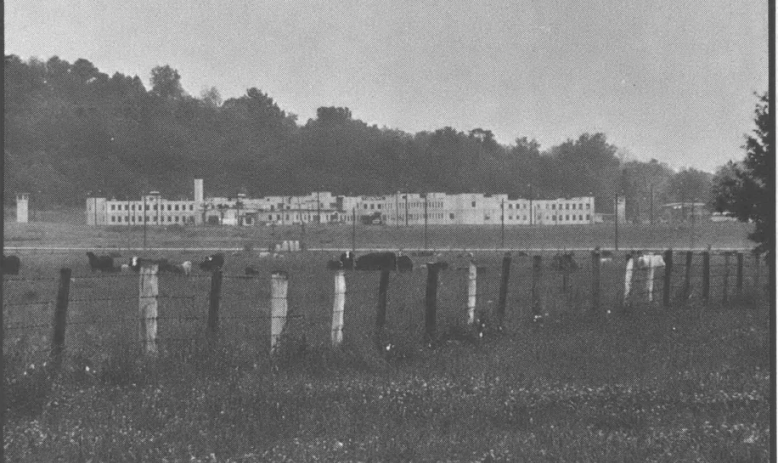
[5,0,769,173]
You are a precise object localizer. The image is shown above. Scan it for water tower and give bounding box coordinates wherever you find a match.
[16,193,29,223]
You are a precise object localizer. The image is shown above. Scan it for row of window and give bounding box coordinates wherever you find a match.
[109,203,195,212]
[109,215,195,223]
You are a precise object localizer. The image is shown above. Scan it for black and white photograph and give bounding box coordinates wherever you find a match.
[3,1,773,461]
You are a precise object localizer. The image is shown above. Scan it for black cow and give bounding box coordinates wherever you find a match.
[199,253,225,272]
[327,252,354,270]
[245,266,259,276]
[86,252,114,272]
[2,255,21,275]
[551,252,578,272]
[355,252,397,271]
[397,255,414,272]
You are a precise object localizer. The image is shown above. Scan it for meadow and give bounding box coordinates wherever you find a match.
[2,216,772,461]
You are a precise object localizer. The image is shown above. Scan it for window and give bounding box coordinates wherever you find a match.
[472,201,476,207]
[552,215,557,221]
[565,215,569,220]
[175,216,179,222]
[579,215,583,221]
[190,205,193,211]
[586,204,590,209]
[370,204,374,210]
[565,204,569,210]
[450,213,455,220]
[175,205,179,211]
[586,214,590,220]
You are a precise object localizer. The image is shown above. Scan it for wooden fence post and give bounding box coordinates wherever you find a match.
[754,252,760,292]
[722,252,730,303]
[736,252,744,297]
[662,249,673,308]
[702,251,710,303]
[270,271,289,354]
[496,253,512,326]
[531,256,542,317]
[591,251,600,312]
[683,251,693,302]
[332,270,346,348]
[424,263,440,344]
[139,264,159,356]
[208,269,223,338]
[50,268,72,372]
[467,260,477,325]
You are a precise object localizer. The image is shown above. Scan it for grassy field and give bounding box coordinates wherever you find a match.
[3,217,772,461]
[4,209,757,251]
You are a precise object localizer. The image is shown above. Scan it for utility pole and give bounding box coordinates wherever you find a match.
[614,191,619,251]
[501,199,505,249]
[143,193,147,250]
[423,193,428,249]
[529,184,533,226]
[395,192,399,228]
[317,190,321,224]
[649,183,654,226]
[405,192,409,226]
[352,207,356,255]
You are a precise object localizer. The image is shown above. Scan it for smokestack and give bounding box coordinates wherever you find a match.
[194,178,204,203]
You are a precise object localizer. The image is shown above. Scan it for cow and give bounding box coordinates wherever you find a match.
[179,261,192,276]
[624,251,666,304]
[397,255,414,272]
[355,252,397,271]
[245,266,259,276]
[86,252,114,273]
[2,255,20,275]
[551,252,578,272]
[594,246,613,263]
[327,251,354,270]
[199,253,225,272]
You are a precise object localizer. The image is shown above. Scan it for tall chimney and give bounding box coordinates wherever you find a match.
[194,178,204,203]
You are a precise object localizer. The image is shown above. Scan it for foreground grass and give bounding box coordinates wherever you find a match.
[4,302,770,462]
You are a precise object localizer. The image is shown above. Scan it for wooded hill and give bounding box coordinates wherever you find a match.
[4,55,714,217]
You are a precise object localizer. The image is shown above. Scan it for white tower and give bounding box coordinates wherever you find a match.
[194,178,204,204]
[16,193,29,223]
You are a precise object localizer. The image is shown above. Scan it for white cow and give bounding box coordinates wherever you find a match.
[624,251,665,303]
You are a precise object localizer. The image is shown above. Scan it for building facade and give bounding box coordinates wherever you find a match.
[85,179,597,226]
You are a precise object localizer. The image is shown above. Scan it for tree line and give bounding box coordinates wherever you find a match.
[5,55,714,217]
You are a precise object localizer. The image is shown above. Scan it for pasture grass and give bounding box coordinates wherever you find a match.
[4,214,756,251]
[3,301,770,462]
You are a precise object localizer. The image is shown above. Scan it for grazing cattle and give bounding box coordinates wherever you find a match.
[397,255,414,272]
[551,252,578,272]
[326,251,354,270]
[86,252,114,273]
[412,250,435,257]
[624,251,665,303]
[245,266,259,276]
[120,263,131,272]
[179,261,192,276]
[594,247,614,263]
[355,252,397,271]
[2,255,21,275]
[199,253,225,272]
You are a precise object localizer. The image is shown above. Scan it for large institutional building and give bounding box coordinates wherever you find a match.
[86,179,611,226]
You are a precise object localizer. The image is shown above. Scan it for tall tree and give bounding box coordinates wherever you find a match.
[150,65,184,100]
[711,91,773,262]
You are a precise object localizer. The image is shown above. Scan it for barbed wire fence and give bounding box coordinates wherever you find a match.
[3,247,768,415]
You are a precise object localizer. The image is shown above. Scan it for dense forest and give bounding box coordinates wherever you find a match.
[4,55,714,217]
